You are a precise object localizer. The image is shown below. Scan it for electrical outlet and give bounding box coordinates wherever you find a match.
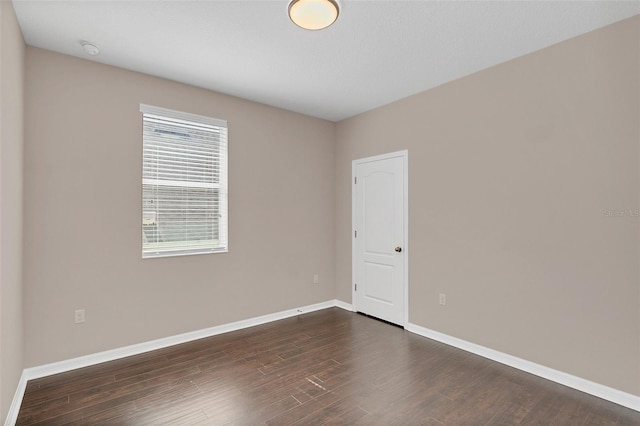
[313,274,319,284]
[75,309,85,324]
[439,293,446,306]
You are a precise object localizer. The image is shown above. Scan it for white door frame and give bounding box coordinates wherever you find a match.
[352,150,409,327]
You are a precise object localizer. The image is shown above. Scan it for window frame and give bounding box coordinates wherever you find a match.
[140,104,228,259]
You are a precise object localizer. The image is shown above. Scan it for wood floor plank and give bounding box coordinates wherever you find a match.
[20,373,117,408]
[15,308,640,425]
[264,388,344,425]
[61,402,138,426]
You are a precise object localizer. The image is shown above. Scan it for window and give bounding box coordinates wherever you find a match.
[141,104,228,258]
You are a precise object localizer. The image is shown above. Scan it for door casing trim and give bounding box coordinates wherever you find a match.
[352,150,409,327]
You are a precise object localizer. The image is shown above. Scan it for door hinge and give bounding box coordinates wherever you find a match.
[354,176,357,184]
[355,283,357,291]
[354,230,357,238]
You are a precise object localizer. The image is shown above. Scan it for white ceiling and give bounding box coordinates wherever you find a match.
[12,0,640,122]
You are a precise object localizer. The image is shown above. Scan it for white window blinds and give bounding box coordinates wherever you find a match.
[141,104,228,258]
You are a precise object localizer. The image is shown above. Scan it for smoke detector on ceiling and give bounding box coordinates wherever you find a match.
[80,41,100,56]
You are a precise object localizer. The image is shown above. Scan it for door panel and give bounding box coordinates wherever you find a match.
[364,263,394,303]
[353,152,406,326]
[363,172,394,254]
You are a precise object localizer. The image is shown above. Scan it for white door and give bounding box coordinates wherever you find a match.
[353,151,407,326]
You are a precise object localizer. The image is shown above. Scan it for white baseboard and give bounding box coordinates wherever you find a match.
[4,371,28,426]
[24,300,337,381]
[334,300,354,311]
[7,302,636,426]
[405,322,640,412]
[5,299,339,426]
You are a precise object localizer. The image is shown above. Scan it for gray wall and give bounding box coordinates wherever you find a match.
[0,0,25,420]
[24,48,336,367]
[335,16,640,395]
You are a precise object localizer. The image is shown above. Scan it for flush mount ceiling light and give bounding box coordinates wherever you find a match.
[288,0,339,31]
[80,41,100,56]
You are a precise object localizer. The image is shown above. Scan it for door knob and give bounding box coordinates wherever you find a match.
[395,246,402,252]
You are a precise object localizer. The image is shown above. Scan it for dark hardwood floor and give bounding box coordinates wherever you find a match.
[16,308,640,425]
